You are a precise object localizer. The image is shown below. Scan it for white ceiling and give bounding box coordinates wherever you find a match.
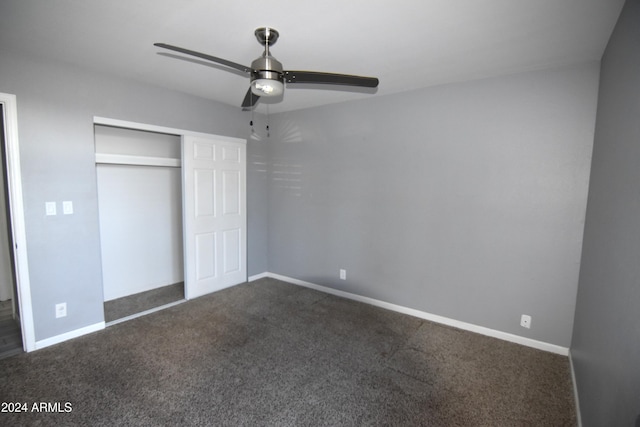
[0,0,625,113]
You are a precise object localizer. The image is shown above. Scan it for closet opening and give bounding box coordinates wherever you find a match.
[94,125,185,324]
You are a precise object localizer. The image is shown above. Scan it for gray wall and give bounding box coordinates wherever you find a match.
[0,108,14,301]
[268,63,599,347]
[0,50,268,341]
[571,0,640,425]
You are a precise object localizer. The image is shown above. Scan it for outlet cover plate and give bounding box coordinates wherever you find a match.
[55,303,67,318]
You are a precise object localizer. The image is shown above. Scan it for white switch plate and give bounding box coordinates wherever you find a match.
[55,302,67,318]
[63,201,73,215]
[45,201,57,216]
[339,269,346,280]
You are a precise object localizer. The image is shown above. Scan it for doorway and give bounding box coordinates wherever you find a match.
[0,103,22,358]
[0,93,34,352]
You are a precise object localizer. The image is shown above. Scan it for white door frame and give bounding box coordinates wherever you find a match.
[93,116,247,301]
[0,92,36,352]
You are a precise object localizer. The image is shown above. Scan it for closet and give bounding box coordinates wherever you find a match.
[94,120,247,320]
[95,125,184,304]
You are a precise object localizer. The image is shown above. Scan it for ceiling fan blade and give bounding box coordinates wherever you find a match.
[284,71,379,88]
[154,43,251,74]
[241,88,260,109]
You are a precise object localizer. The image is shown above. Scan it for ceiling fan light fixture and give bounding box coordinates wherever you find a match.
[251,78,284,97]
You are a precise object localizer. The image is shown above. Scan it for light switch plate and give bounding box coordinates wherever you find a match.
[45,201,56,216]
[63,201,73,215]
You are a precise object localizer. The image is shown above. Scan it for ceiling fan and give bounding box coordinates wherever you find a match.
[154,27,379,109]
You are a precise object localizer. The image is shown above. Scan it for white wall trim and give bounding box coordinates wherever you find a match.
[34,321,105,351]
[258,272,570,356]
[248,272,270,282]
[0,93,36,352]
[93,116,246,145]
[569,350,583,426]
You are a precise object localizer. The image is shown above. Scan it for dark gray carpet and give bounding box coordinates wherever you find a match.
[104,282,185,323]
[0,278,576,426]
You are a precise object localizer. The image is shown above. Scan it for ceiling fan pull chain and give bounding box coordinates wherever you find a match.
[250,98,255,135]
[266,105,270,138]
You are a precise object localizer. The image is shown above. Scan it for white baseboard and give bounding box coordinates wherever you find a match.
[256,272,569,356]
[569,350,583,426]
[248,272,271,282]
[34,321,105,351]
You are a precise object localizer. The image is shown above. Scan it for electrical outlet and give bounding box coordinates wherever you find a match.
[520,314,531,329]
[339,269,346,280]
[55,302,67,318]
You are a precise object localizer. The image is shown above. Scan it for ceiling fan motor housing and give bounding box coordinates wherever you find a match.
[250,52,284,96]
[250,55,284,83]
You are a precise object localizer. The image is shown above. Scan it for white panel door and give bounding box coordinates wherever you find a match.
[183,134,246,299]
